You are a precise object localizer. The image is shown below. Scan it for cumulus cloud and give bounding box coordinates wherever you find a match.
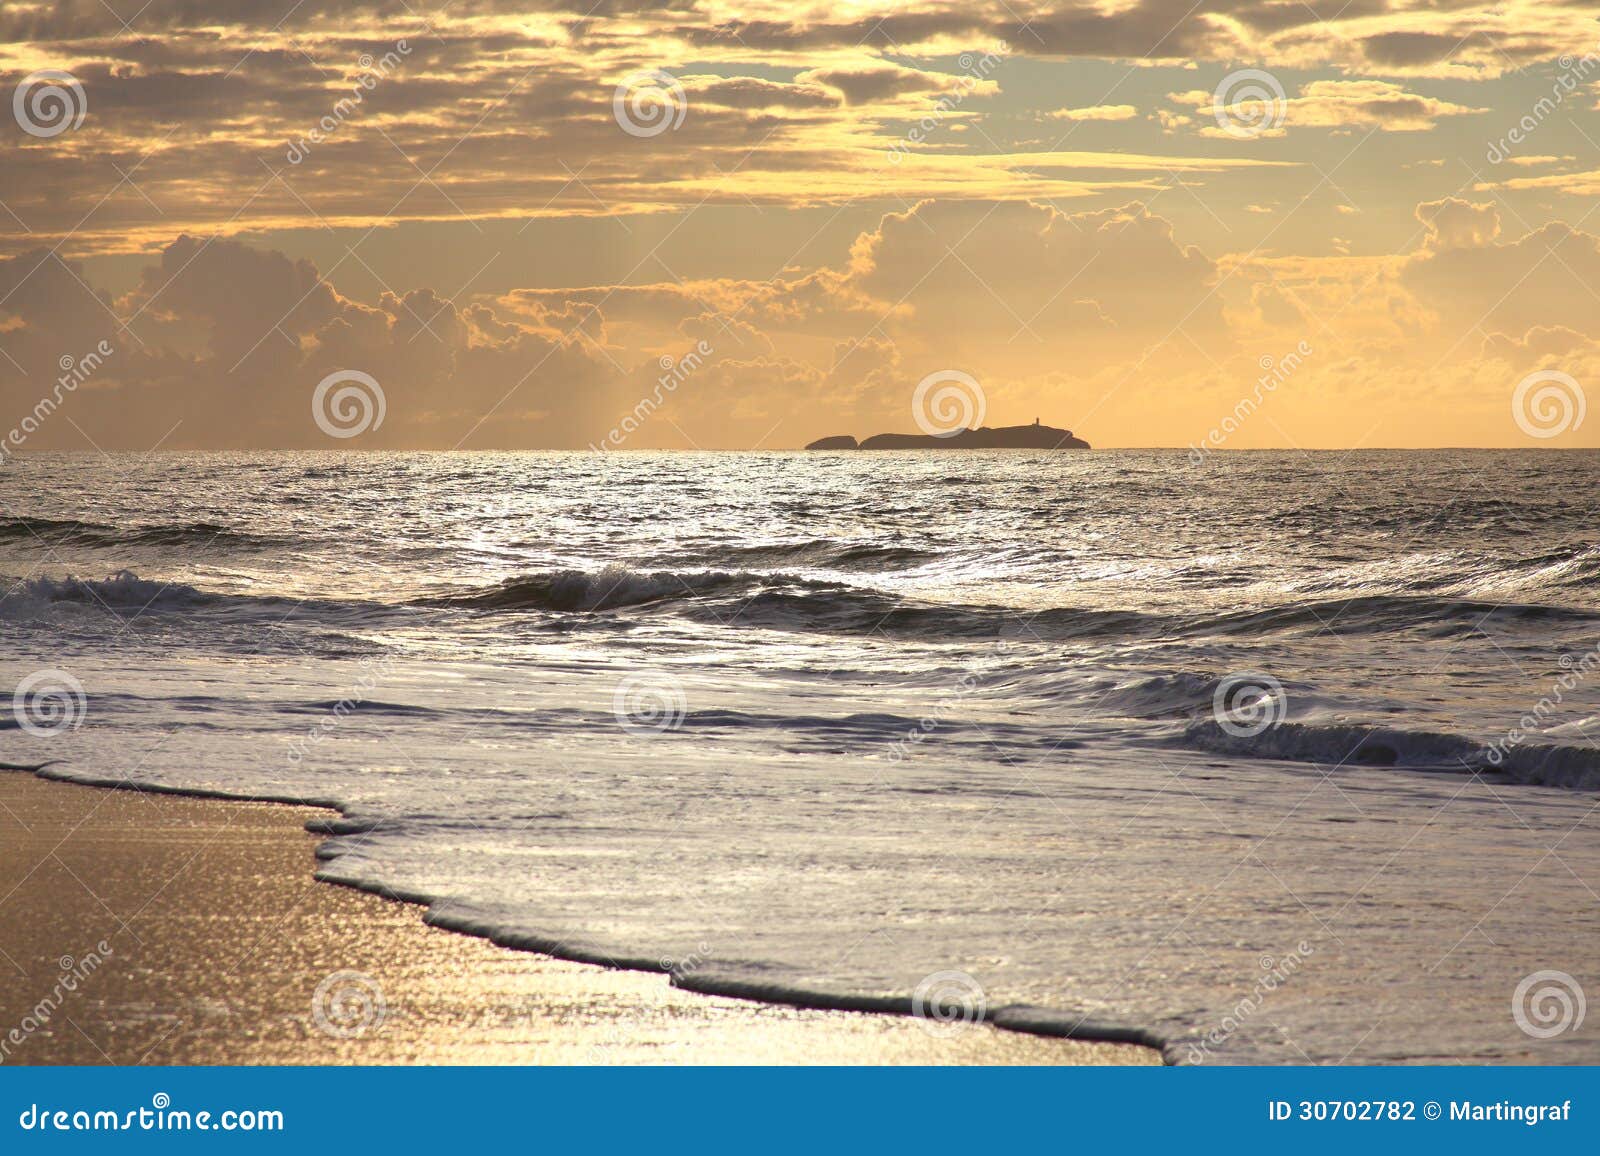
[0,237,639,450]
[8,187,1600,449]
[0,197,1249,448]
[1403,201,1600,339]
[1415,197,1502,251]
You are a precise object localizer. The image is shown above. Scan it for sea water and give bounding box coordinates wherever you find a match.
[3,450,1597,1063]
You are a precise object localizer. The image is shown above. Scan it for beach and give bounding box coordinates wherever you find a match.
[0,772,1155,1065]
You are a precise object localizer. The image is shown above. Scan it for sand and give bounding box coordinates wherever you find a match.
[0,773,1155,1065]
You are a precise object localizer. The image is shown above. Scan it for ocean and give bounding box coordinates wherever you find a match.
[3,449,1597,1063]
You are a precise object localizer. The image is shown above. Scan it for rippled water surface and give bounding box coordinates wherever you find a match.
[3,450,1598,1063]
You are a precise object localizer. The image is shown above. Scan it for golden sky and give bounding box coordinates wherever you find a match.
[3,0,1600,449]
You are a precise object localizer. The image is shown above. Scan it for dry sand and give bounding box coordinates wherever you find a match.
[0,772,1155,1065]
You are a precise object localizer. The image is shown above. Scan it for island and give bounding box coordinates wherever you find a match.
[805,421,1089,450]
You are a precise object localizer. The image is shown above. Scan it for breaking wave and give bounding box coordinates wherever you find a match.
[426,566,847,612]
[2,569,217,610]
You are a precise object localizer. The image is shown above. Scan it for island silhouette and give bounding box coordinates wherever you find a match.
[806,419,1089,450]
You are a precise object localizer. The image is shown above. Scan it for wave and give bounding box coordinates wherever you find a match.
[1181,718,1600,790]
[1178,594,1600,639]
[654,540,939,572]
[2,569,217,610]
[430,567,1600,647]
[701,589,1160,640]
[426,566,850,612]
[425,566,1167,639]
[0,516,276,550]
[8,556,1594,659]
[0,571,389,631]
[1093,671,1224,718]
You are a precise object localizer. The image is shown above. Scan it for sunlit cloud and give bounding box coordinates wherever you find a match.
[1,0,1598,447]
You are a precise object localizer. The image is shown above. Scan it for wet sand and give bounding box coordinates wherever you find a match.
[0,773,1155,1065]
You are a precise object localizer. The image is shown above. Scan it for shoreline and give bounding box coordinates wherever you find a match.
[0,770,1159,1066]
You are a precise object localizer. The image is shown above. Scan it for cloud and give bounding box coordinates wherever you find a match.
[1282,80,1487,131]
[6,0,1600,451]
[797,62,990,106]
[838,199,1220,358]
[1490,168,1600,196]
[1360,31,1464,69]
[1047,104,1138,122]
[0,0,1552,273]
[686,76,839,111]
[9,189,1600,450]
[1403,198,1600,343]
[1481,324,1598,365]
[1171,78,1486,139]
[0,197,1234,449]
[0,237,642,450]
[1414,197,1502,251]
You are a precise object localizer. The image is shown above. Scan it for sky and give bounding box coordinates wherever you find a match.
[2,0,1600,451]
